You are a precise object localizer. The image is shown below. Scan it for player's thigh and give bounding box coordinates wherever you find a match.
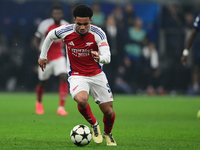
[38,63,53,81]
[90,72,113,104]
[68,76,90,99]
[52,57,67,76]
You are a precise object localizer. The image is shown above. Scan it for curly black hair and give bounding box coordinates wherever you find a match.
[73,4,93,18]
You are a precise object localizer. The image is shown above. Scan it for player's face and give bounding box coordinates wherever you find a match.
[74,17,92,36]
[52,9,63,24]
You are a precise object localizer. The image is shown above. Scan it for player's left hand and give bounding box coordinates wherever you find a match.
[91,51,100,62]
[38,58,47,71]
[181,55,187,66]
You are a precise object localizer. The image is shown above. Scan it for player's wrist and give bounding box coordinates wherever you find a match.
[183,49,189,56]
[39,56,47,60]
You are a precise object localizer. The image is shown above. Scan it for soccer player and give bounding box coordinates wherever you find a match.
[38,4,117,146]
[181,13,200,66]
[181,13,200,118]
[32,4,69,115]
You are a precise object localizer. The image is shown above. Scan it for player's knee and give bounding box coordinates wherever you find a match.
[77,100,88,108]
[75,93,88,108]
[100,102,114,117]
[103,108,114,118]
[59,73,68,81]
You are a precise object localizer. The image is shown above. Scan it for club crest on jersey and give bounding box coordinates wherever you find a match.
[85,42,93,46]
[68,41,75,46]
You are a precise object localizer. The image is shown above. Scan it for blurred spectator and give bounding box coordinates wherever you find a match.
[111,5,124,28]
[124,17,148,89]
[123,2,136,28]
[160,5,185,93]
[102,15,124,91]
[140,42,166,95]
[162,5,183,29]
[7,29,24,91]
[0,28,8,90]
[0,28,25,91]
[91,2,105,27]
[142,42,159,69]
[68,4,78,23]
[124,17,148,60]
[114,57,133,94]
[161,5,184,58]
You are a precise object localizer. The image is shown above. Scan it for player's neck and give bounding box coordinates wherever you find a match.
[54,20,61,25]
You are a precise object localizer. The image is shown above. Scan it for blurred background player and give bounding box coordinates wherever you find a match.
[31,3,69,115]
[181,13,200,118]
[181,13,200,66]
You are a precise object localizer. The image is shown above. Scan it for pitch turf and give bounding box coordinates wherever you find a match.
[0,92,200,150]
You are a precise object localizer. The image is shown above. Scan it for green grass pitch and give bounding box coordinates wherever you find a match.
[0,92,200,150]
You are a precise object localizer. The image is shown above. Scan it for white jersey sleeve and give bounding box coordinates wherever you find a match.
[55,24,74,39]
[39,29,59,59]
[39,25,71,60]
[94,27,111,64]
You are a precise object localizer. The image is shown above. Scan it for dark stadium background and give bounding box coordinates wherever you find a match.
[1,0,200,95]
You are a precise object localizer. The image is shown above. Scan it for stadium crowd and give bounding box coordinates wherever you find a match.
[0,1,200,95]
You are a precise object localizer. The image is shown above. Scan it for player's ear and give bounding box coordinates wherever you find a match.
[90,18,92,23]
[73,17,76,23]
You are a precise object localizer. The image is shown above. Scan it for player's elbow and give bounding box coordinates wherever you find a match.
[99,55,111,64]
[106,55,111,64]
[105,57,111,64]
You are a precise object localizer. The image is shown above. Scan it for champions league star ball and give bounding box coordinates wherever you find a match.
[70,124,92,146]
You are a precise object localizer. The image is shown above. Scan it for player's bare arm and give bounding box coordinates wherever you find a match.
[181,28,199,66]
[38,58,48,72]
[38,28,59,71]
[181,49,189,66]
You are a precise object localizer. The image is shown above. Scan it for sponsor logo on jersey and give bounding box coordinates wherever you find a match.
[68,47,92,57]
[68,41,75,46]
[85,42,93,46]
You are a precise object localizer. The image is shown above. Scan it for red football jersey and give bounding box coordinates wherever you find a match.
[57,24,110,76]
[40,24,111,77]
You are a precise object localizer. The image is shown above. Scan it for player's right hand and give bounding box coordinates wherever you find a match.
[91,51,100,62]
[38,58,47,72]
[181,55,187,66]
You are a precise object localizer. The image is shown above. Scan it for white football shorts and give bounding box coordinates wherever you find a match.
[38,56,67,81]
[68,72,113,104]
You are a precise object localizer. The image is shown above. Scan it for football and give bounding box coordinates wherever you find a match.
[70,124,92,146]
[197,109,200,119]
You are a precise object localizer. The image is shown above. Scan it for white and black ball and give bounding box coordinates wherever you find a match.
[70,124,92,146]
